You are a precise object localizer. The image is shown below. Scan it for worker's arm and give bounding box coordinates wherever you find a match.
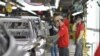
[77,30,84,43]
[53,26,58,32]
[72,22,78,31]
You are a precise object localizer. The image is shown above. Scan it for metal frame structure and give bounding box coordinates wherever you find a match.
[0,16,48,56]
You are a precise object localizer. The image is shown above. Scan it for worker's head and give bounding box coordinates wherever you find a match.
[76,15,83,24]
[54,15,64,27]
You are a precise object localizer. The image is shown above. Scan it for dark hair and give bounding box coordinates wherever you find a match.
[76,14,83,20]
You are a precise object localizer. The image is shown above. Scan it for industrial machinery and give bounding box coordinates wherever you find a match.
[0,16,50,56]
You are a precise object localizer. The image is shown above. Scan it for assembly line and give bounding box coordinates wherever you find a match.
[0,0,100,56]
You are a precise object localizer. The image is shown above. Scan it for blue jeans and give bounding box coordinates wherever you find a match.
[51,45,57,56]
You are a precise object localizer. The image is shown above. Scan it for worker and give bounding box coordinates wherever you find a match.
[95,43,100,56]
[74,15,85,56]
[54,15,69,56]
[49,19,58,56]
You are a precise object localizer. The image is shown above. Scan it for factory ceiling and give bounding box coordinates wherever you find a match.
[0,0,88,16]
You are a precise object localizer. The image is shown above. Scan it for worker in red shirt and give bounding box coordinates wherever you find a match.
[95,43,100,56]
[74,15,85,56]
[54,15,69,56]
[63,17,70,31]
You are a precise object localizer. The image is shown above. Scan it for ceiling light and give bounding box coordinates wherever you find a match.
[12,6,17,9]
[72,11,83,16]
[0,1,6,6]
[0,13,5,16]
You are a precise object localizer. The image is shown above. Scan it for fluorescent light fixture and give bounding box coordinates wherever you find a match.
[12,6,17,9]
[72,11,83,16]
[21,6,50,11]
[0,13,5,16]
[0,1,6,6]
[41,20,45,23]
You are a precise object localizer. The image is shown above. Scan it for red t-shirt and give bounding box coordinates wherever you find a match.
[75,23,85,39]
[95,43,100,56]
[58,24,69,48]
[63,18,70,31]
